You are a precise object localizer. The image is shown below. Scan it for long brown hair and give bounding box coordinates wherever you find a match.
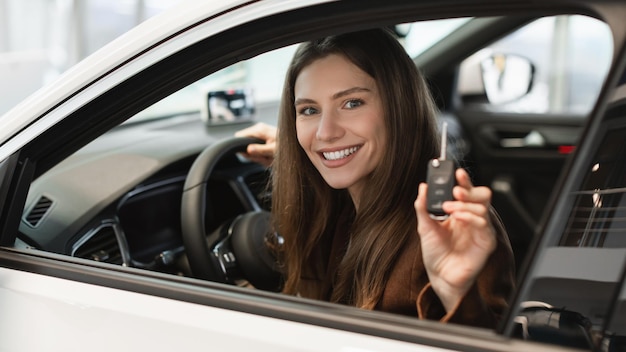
[272,28,440,308]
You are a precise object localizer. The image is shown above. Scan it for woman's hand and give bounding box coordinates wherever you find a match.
[234,122,277,167]
[414,168,497,313]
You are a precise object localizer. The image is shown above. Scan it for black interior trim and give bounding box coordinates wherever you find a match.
[0,156,34,247]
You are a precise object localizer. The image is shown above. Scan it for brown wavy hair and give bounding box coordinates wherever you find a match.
[272,28,440,309]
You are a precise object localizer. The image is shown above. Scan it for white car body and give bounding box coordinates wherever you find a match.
[0,267,447,352]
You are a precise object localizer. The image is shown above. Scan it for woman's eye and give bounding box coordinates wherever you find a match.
[298,106,318,116]
[344,99,364,109]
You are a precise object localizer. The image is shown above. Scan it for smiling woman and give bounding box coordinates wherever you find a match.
[236,28,516,328]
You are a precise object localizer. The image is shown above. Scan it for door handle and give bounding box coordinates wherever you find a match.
[499,130,545,148]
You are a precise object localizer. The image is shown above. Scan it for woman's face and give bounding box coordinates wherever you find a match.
[294,54,386,206]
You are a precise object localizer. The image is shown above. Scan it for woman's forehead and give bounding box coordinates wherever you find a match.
[294,54,377,98]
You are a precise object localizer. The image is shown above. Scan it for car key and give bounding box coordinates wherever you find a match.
[426,121,455,220]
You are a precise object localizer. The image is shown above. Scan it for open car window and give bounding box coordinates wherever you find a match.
[20,11,616,311]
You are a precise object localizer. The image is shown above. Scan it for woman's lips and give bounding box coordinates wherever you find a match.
[322,145,361,160]
[318,145,362,167]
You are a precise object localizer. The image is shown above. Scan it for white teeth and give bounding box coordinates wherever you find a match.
[323,146,359,161]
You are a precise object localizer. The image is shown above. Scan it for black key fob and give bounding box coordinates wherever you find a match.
[426,158,455,219]
[426,121,455,220]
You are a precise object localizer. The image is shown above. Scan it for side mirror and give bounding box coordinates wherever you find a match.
[458,51,535,105]
[480,53,534,104]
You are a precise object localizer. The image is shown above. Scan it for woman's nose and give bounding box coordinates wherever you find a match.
[316,110,344,141]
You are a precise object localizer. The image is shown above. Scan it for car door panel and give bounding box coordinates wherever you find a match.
[454,111,585,271]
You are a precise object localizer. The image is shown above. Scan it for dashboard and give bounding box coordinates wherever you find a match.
[18,113,270,276]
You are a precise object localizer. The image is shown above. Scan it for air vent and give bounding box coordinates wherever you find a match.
[24,195,54,227]
[73,225,123,264]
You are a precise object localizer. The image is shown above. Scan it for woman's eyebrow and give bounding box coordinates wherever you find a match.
[332,86,371,100]
[294,87,372,106]
[294,97,316,106]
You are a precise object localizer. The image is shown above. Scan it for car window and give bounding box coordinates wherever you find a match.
[457,15,613,115]
[19,17,484,279]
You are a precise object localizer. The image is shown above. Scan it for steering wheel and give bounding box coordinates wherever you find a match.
[180,137,281,291]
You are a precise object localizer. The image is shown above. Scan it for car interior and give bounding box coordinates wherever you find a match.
[5,2,626,350]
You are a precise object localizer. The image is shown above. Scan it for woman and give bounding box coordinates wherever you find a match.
[236,28,515,328]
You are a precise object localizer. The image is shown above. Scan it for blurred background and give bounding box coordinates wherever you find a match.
[0,0,181,116]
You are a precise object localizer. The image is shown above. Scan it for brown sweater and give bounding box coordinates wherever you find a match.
[299,208,516,329]
[376,209,516,328]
